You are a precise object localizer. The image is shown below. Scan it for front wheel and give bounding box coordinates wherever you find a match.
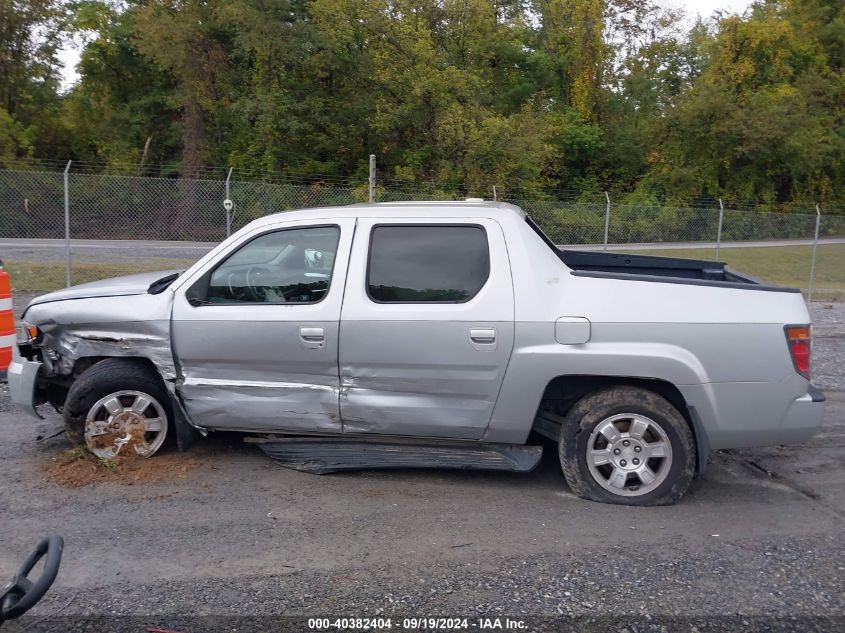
[63,359,171,460]
[558,386,696,506]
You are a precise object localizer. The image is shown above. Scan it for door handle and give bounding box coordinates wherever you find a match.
[469,328,496,344]
[299,327,325,349]
[299,327,325,341]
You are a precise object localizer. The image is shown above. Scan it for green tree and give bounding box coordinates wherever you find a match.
[648,0,845,207]
[4,0,842,210]
[0,0,66,162]
[133,0,236,172]
[61,0,180,169]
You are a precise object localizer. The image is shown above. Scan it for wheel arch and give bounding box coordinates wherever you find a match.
[65,355,202,452]
[73,355,161,376]
[61,356,173,458]
[39,355,166,411]
[532,374,709,473]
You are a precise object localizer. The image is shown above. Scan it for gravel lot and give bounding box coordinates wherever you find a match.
[808,302,845,391]
[1,292,843,631]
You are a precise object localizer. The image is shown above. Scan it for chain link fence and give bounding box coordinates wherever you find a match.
[1,168,844,300]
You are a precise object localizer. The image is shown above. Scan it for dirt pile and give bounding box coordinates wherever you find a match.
[88,422,148,456]
[43,446,203,488]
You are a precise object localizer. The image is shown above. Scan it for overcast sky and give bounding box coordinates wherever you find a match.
[56,0,756,89]
[672,0,755,20]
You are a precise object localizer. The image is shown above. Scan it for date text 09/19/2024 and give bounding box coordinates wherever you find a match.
[307,617,527,630]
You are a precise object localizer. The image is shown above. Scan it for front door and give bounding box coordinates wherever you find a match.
[171,218,355,432]
[339,218,515,439]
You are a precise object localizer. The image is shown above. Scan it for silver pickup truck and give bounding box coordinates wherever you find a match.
[8,201,825,505]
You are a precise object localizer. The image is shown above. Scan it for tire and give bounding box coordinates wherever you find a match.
[558,386,695,506]
[63,358,171,459]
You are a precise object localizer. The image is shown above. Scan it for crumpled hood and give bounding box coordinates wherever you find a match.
[27,270,182,308]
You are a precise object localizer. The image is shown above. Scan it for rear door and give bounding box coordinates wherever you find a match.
[339,218,515,439]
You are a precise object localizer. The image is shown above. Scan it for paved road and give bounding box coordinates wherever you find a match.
[2,236,844,267]
[0,238,214,265]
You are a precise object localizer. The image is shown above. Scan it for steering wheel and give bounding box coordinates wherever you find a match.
[245,266,272,301]
[224,270,260,301]
[225,271,242,299]
[0,536,64,623]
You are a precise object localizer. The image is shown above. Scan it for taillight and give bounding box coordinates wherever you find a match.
[784,325,811,379]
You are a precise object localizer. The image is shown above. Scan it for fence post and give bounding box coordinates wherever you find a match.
[492,185,497,202]
[224,167,234,237]
[368,155,376,203]
[603,191,611,251]
[63,160,72,288]
[716,198,724,260]
[808,204,821,302]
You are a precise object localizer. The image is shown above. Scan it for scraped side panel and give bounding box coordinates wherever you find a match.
[172,320,342,432]
[339,320,514,439]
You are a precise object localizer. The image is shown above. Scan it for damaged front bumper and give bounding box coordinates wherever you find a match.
[7,343,43,419]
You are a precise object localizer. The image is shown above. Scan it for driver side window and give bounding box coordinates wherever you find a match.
[204,225,340,304]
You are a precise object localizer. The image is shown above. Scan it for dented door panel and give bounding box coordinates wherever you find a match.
[339,320,514,438]
[338,217,515,439]
[172,320,341,431]
[170,217,355,433]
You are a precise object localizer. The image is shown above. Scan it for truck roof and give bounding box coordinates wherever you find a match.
[249,200,526,228]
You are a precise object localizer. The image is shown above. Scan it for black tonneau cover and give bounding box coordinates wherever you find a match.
[525,216,800,293]
[559,249,731,281]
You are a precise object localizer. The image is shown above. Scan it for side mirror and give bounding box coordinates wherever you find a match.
[185,271,212,307]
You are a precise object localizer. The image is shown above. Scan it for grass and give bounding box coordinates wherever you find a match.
[4,258,197,293]
[57,445,118,469]
[4,244,844,300]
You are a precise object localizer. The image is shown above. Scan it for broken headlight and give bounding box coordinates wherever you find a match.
[18,322,41,345]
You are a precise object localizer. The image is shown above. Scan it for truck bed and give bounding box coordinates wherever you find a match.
[557,248,806,293]
[524,216,798,292]
[559,249,755,283]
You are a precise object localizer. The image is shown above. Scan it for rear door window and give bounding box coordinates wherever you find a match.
[367,225,489,303]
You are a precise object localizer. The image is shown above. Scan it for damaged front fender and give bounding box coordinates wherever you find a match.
[25,292,177,381]
[37,323,177,380]
[22,292,206,448]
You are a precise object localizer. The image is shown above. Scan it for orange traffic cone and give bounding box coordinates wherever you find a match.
[0,261,13,375]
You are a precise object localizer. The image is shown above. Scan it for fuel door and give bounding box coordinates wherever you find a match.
[555,316,591,345]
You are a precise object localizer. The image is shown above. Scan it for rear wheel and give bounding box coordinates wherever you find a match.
[558,386,695,506]
[63,359,171,459]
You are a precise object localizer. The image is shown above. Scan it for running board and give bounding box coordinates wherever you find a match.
[251,437,543,474]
